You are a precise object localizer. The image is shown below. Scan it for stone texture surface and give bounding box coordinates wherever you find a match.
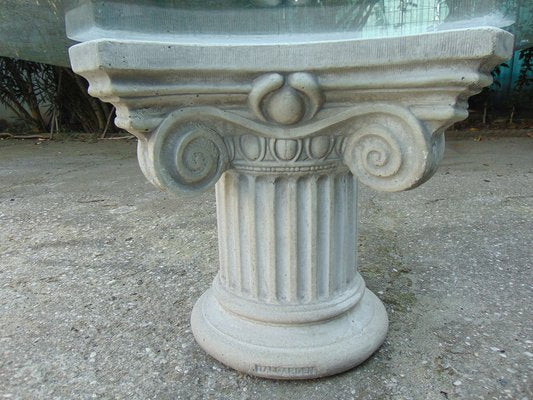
[0,137,531,398]
[68,27,513,377]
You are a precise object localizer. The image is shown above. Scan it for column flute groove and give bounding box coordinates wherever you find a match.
[249,175,259,299]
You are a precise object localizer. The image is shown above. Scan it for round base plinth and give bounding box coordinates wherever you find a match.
[190,288,388,379]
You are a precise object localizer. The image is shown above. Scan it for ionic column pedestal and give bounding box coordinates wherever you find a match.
[68,25,513,379]
[191,166,388,379]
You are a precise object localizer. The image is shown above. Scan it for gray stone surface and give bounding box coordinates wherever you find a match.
[0,137,531,398]
[69,27,513,377]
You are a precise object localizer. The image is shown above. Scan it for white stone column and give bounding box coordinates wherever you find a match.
[189,165,389,378]
[68,26,514,379]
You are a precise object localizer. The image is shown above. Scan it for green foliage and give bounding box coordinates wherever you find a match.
[50,67,117,135]
[0,57,118,135]
[0,58,52,132]
[516,47,533,92]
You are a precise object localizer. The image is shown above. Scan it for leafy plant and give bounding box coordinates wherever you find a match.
[0,56,118,135]
[0,57,52,132]
[50,67,116,135]
[516,47,533,92]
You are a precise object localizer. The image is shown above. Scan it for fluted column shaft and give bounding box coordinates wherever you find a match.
[213,166,365,324]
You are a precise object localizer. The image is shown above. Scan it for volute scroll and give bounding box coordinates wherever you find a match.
[341,106,442,192]
[137,111,230,196]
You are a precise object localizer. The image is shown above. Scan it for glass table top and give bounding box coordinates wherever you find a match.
[0,0,528,66]
[66,0,516,41]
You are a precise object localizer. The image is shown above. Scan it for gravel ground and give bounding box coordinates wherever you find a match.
[0,137,531,400]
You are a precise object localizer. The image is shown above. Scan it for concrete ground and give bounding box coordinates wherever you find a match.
[0,137,531,400]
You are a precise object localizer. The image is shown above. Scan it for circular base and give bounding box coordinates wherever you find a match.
[190,288,388,379]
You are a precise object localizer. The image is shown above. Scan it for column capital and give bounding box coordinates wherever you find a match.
[70,28,512,194]
[69,27,512,194]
